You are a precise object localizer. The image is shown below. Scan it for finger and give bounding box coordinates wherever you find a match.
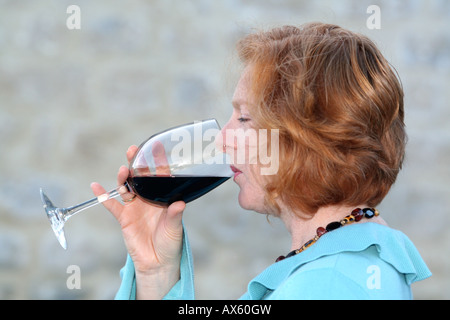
[117,165,137,202]
[130,145,152,177]
[126,145,139,165]
[90,182,123,220]
[117,165,130,186]
[152,141,171,176]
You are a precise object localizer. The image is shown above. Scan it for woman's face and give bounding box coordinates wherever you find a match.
[220,67,270,214]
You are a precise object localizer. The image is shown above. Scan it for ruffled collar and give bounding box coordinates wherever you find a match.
[245,223,431,299]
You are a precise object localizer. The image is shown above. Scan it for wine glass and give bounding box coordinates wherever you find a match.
[40,119,232,249]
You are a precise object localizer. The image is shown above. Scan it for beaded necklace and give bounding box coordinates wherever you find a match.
[275,207,379,262]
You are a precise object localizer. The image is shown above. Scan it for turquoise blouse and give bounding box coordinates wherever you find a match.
[114,222,431,300]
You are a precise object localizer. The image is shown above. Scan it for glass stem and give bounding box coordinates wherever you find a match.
[62,183,130,222]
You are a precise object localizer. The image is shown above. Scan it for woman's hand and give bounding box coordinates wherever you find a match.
[90,145,186,299]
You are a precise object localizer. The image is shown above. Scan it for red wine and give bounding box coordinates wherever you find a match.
[128,175,230,205]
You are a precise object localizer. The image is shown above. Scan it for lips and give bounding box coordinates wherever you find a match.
[230,165,243,180]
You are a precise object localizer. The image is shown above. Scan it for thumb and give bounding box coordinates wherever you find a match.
[163,201,186,238]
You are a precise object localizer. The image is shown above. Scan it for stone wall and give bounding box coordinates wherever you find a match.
[0,0,448,299]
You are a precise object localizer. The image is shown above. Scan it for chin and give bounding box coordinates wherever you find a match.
[237,192,268,214]
[237,193,250,210]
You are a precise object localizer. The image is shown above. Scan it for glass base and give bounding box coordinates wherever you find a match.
[40,188,68,250]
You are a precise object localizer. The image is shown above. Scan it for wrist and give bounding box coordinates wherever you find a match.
[135,264,181,300]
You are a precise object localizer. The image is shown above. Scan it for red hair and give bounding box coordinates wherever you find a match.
[237,23,406,215]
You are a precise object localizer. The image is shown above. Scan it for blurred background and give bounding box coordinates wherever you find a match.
[0,0,448,299]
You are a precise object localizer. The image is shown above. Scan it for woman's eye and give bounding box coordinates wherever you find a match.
[238,117,250,123]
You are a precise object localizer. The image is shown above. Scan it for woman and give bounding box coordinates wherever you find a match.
[91,22,431,299]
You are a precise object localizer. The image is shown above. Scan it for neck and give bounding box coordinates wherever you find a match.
[279,204,387,252]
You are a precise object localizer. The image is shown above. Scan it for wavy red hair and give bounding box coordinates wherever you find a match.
[237,23,406,215]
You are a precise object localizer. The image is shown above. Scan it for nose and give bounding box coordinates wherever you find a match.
[218,128,227,153]
[219,120,234,153]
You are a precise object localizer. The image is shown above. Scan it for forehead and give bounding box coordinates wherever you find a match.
[232,66,252,110]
